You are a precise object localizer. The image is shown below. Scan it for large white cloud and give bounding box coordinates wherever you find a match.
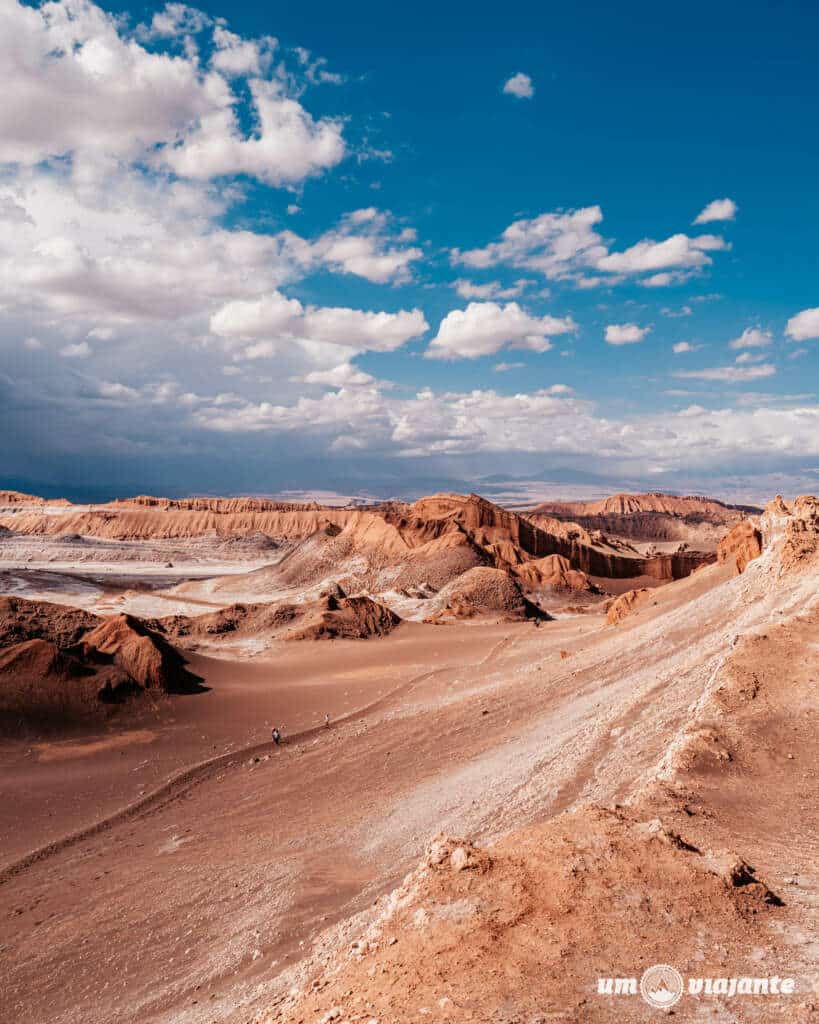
[210,294,428,356]
[0,165,423,329]
[785,307,819,341]
[596,233,728,274]
[0,0,217,165]
[0,163,427,449]
[452,206,607,281]
[426,302,576,360]
[161,79,345,186]
[0,166,307,322]
[451,206,730,287]
[0,0,344,185]
[209,293,305,339]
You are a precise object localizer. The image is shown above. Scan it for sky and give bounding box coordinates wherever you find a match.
[1,0,818,505]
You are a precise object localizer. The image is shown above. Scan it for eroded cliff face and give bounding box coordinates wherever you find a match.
[1,490,716,585]
[109,495,324,513]
[718,521,764,575]
[530,491,758,518]
[0,506,353,542]
[381,493,713,581]
[528,492,756,546]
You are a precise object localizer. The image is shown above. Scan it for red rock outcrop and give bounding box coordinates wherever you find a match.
[0,639,138,727]
[110,495,323,513]
[425,567,551,622]
[80,615,202,692]
[280,806,781,1024]
[717,521,763,575]
[381,494,713,582]
[514,553,595,591]
[157,589,401,643]
[1,491,715,587]
[605,586,653,624]
[529,491,756,547]
[0,596,99,649]
[0,598,203,730]
[780,495,819,571]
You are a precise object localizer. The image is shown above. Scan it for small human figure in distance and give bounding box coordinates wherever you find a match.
[271,727,281,746]
[324,713,331,728]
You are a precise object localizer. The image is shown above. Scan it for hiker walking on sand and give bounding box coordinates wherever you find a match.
[324,713,331,728]
[271,727,281,745]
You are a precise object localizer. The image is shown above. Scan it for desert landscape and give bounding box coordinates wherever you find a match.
[3,1,819,1019]
[0,486,816,1023]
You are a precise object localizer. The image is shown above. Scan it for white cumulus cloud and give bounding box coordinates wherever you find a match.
[161,79,345,186]
[605,323,650,346]
[452,207,607,281]
[299,364,376,387]
[693,198,737,224]
[210,294,428,357]
[597,234,728,274]
[452,206,731,288]
[729,327,772,349]
[0,0,345,187]
[503,72,534,99]
[785,307,819,341]
[453,279,530,300]
[310,209,423,284]
[427,302,576,360]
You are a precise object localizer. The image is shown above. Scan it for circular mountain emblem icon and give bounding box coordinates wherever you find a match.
[640,964,684,1009]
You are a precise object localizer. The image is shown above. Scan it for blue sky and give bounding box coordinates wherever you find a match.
[0,0,817,503]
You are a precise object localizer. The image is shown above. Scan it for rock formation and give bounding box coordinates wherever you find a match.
[529,491,758,548]
[514,553,596,591]
[1,491,716,589]
[0,598,202,729]
[79,615,202,692]
[425,566,551,622]
[717,521,763,575]
[156,588,401,643]
[605,587,654,624]
[0,596,98,649]
[278,806,782,1024]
